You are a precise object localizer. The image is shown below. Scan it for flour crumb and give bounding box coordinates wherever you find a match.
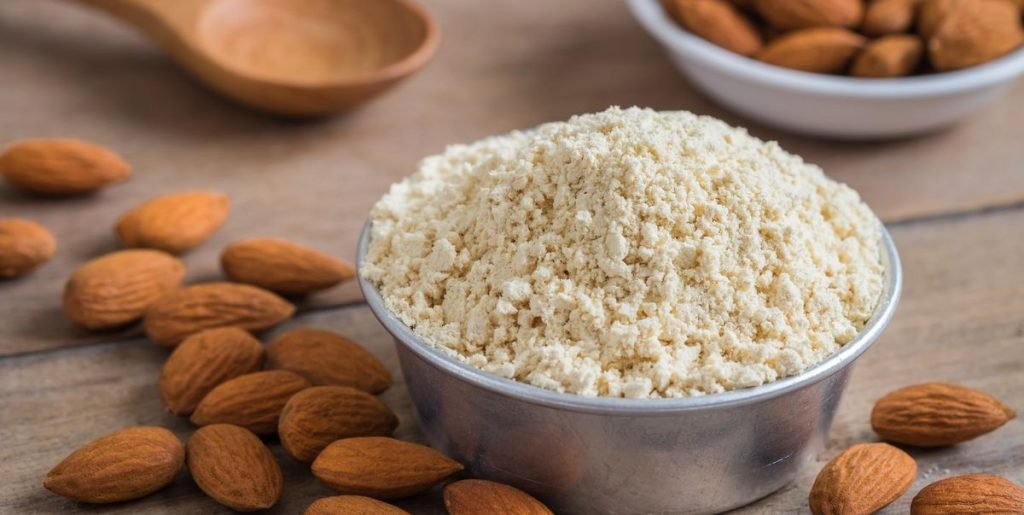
[363,107,884,398]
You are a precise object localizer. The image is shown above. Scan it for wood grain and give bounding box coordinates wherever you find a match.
[3,208,1023,513]
[1,0,1024,354]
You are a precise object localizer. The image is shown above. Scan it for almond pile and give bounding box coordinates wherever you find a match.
[10,137,552,513]
[45,316,522,513]
[662,0,1024,77]
[809,382,1019,514]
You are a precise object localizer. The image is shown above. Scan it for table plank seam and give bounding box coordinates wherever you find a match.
[0,297,369,363]
[885,196,1024,227]
[6,199,1023,361]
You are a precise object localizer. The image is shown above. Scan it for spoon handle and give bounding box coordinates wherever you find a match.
[73,0,207,47]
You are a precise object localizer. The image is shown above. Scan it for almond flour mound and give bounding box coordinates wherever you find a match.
[363,107,884,398]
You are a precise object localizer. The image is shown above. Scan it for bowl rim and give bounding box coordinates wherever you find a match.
[357,219,903,415]
[627,0,1024,99]
[349,0,441,85]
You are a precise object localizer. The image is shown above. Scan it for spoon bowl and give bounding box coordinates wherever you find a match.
[78,0,439,116]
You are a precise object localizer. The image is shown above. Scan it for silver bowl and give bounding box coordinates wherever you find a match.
[357,223,902,514]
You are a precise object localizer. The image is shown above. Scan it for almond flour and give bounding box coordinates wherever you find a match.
[363,107,883,398]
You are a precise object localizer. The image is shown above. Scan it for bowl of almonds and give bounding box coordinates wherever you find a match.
[629,0,1024,138]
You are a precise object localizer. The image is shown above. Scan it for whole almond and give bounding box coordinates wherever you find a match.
[809,442,917,515]
[143,282,294,348]
[159,327,265,415]
[0,138,130,195]
[444,479,553,515]
[44,426,183,503]
[63,249,185,329]
[221,237,355,295]
[664,0,763,56]
[187,424,283,511]
[191,370,311,435]
[116,191,229,254]
[758,28,867,73]
[306,495,410,515]
[918,0,960,40]
[871,382,1015,446]
[862,0,921,35]
[911,474,1024,514]
[0,218,56,279]
[754,0,863,30]
[279,386,399,462]
[852,34,925,77]
[268,328,391,393]
[312,437,463,499]
[929,0,1024,71]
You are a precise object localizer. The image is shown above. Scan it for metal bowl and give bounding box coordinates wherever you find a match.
[357,223,902,514]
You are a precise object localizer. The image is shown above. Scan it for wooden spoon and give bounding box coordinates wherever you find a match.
[75,0,439,117]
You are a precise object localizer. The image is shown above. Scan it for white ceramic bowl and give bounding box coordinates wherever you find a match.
[628,0,1024,139]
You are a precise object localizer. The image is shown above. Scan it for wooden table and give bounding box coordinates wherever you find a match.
[2,0,1022,513]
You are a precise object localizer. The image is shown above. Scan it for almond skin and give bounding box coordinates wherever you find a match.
[928,0,1024,71]
[306,495,410,515]
[754,0,863,30]
[444,479,553,515]
[758,28,867,73]
[63,249,185,330]
[862,0,921,36]
[191,370,311,435]
[43,426,183,503]
[143,282,294,348]
[279,386,399,462]
[159,327,265,415]
[0,218,56,279]
[221,237,355,295]
[312,437,464,499]
[911,474,1024,514]
[116,191,229,254]
[187,424,283,511]
[918,0,960,40]
[871,382,1015,447]
[0,138,130,195]
[809,442,917,515]
[267,328,391,393]
[852,34,925,77]
[664,0,763,56]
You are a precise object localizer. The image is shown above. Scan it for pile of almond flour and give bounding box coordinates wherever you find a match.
[362,107,884,398]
